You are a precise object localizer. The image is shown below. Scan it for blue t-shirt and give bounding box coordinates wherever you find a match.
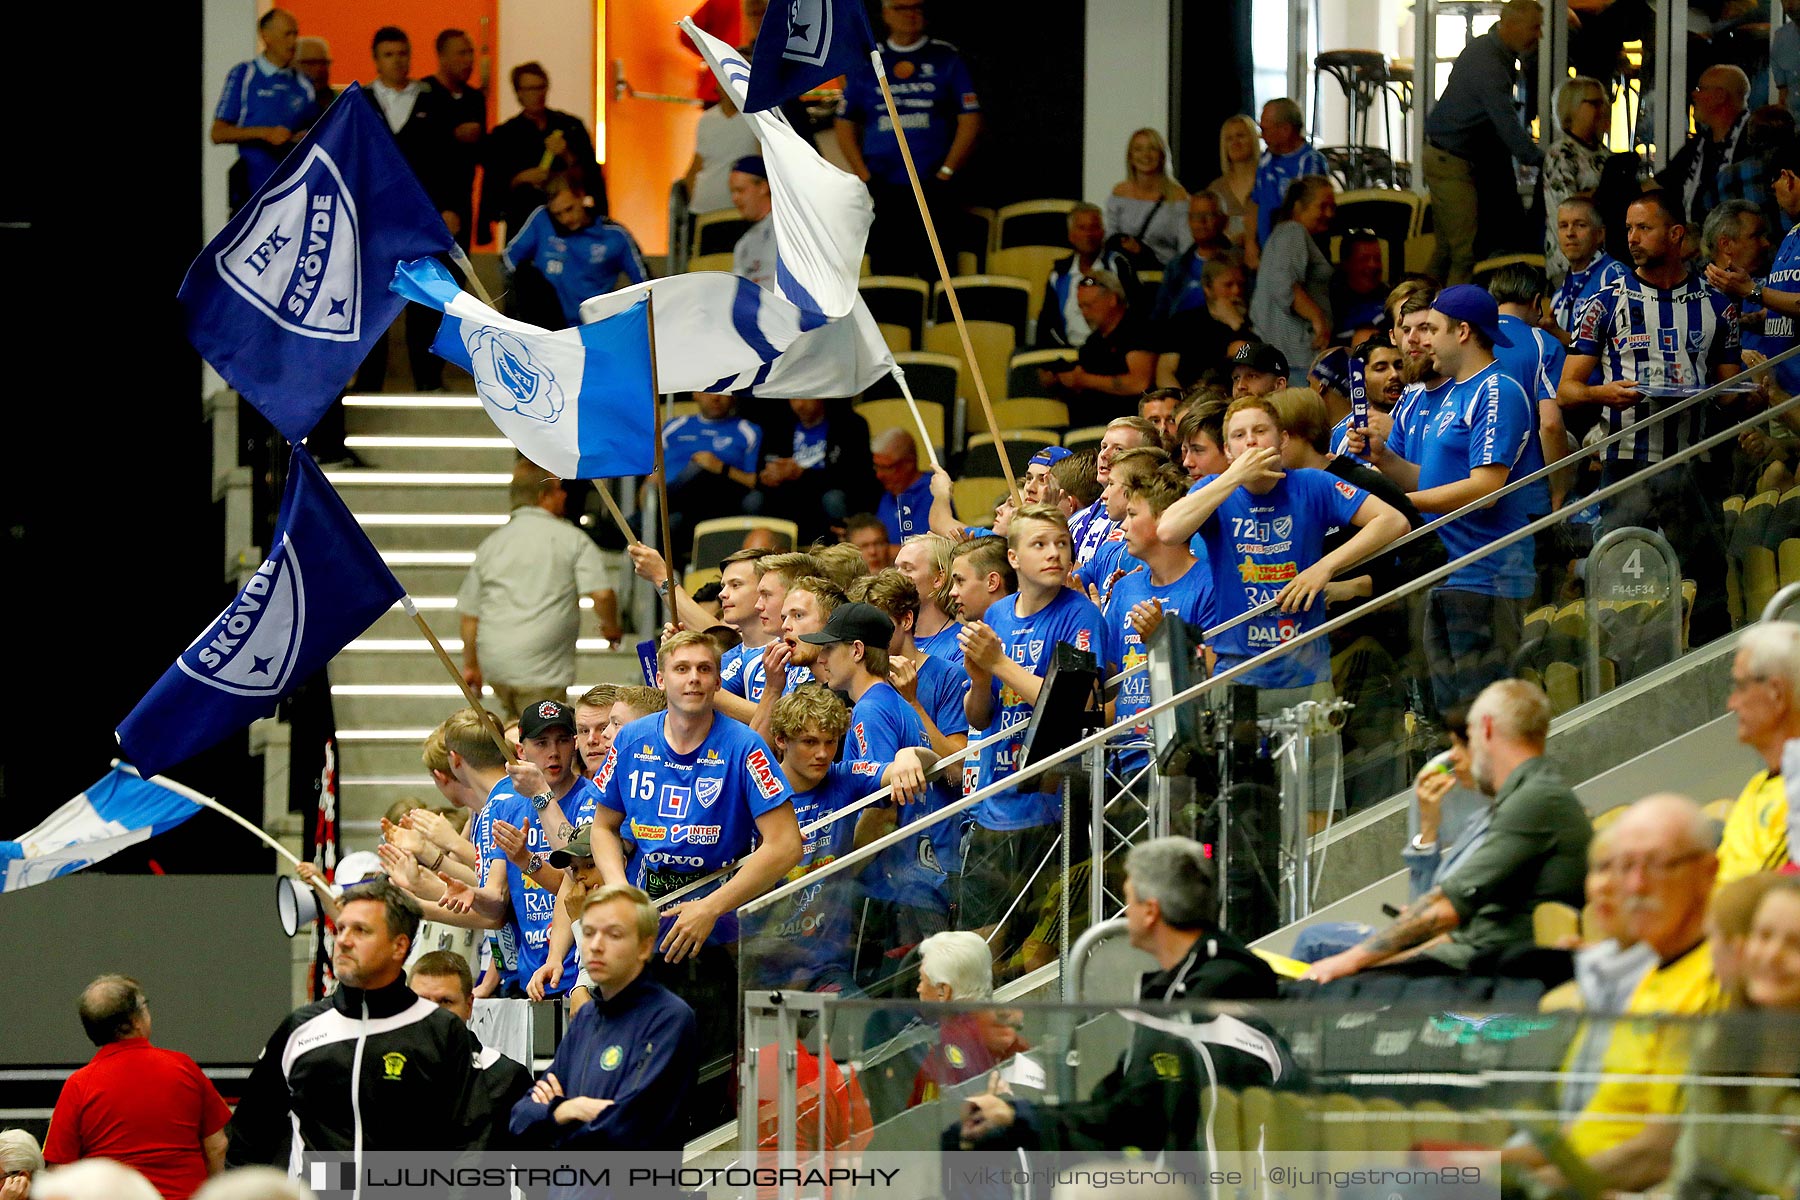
[502,210,648,325]
[878,473,935,543]
[1104,558,1216,776]
[1761,222,1800,396]
[790,418,831,471]
[467,799,516,987]
[595,711,794,947]
[849,680,955,909]
[1152,246,1213,322]
[482,786,581,997]
[1493,314,1561,514]
[1416,362,1543,598]
[968,587,1107,830]
[1387,378,1455,464]
[721,646,814,702]
[1192,469,1367,689]
[913,651,971,877]
[663,413,761,480]
[1251,144,1330,246]
[1073,529,1132,600]
[914,621,965,666]
[837,38,980,184]
[213,56,318,194]
[566,775,602,828]
[742,761,862,988]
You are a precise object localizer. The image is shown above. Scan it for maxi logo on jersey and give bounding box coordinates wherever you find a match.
[747,748,783,799]
[216,144,361,341]
[176,535,304,698]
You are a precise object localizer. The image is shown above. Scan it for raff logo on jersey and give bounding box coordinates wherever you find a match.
[746,748,784,800]
[780,0,834,65]
[695,777,723,809]
[175,535,305,699]
[216,144,361,341]
[464,326,566,424]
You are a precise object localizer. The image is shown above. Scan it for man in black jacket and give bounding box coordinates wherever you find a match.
[953,838,1286,1154]
[745,397,877,544]
[227,879,479,1185]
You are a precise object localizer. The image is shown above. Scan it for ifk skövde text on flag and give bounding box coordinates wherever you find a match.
[681,17,872,325]
[0,767,205,893]
[743,0,876,114]
[116,447,404,778]
[177,84,455,443]
[394,258,656,478]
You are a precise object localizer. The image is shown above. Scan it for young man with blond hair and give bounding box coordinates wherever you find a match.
[960,504,1107,959]
[895,532,964,664]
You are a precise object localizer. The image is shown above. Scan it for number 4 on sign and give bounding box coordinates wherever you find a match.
[1621,548,1644,579]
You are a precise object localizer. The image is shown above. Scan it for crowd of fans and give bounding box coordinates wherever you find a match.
[24,1,1790,1195]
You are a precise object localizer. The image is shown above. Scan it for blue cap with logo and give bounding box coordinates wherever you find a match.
[1431,284,1513,348]
[1029,445,1073,468]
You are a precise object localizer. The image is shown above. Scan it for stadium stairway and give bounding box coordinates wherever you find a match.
[320,391,639,827]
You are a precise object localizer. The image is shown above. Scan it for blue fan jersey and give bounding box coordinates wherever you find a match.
[482,786,581,997]
[1192,469,1367,689]
[1104,559,1216,776]
[967,588,1106,831]
[502,210,649,324]
[596,711,794,948]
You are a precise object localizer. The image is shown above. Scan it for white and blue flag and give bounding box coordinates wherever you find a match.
[1,767,202,893]
[395,259,657,478]
[117,447,404,778]
[681,18,872,325]
[178,85,455,443]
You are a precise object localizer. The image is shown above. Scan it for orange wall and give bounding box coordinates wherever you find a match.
[604,0,705,256]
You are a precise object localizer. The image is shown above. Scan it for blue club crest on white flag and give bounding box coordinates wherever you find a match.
[465,327,567,424]
[215,144,363,341]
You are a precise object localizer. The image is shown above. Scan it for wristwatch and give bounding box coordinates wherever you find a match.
[936,165,954,180]
[531,789,555,812]
[526,852,544,874]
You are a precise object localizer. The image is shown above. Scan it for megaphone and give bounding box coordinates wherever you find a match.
[277,875,322,936]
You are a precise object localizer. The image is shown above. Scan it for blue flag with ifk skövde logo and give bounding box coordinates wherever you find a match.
[177,84,455,443]
[744,0,877,113]
[116,446,404,778]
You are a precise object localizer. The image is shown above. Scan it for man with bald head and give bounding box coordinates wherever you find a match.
[1306,678,1590,982]
[1510,793,1723,1193]
[1421,0,1544,282]
[44,976,233,1195]
[873,428,932,543]
[1657,64,1751,228]
[210,8,318,210]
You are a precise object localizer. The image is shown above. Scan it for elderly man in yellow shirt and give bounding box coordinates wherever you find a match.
[1510,793,1724,1194]
[1718,622,1799,884]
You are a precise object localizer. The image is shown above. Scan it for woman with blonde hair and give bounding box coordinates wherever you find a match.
[1205,114,1259,249]
[1542,76,1610,282]
[1106,128,1191,267]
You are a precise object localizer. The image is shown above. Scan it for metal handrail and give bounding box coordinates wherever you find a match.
[737,376,1800,916]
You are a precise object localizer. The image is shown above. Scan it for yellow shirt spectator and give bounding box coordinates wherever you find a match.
[1715,771,1790,887]
[1567,940,1724,1159]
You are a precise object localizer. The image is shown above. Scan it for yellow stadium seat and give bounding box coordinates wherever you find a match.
[690,207,750,256]
[1206,1087,1242,1152]
[1534,901,1581,947]
[1062,425,1108,456]
[994,199,1079,250]
[877,322,912,354]
[1780,538,1800,588]
[932,275,1032,342]
[1544,661,1582,716]
[952,476,1010,525]
[689,251,735,272]
[854,398,946,463]
[1744,544,1779,622]
[990,398,1070,431]
[690,517,797,570]
[1363,1097,1410,1153]
[1472,252,1546,278]
[1007,347,1078,398]
[989,246,1068,324]
[683,567,721,592]
[925,321,1013,434]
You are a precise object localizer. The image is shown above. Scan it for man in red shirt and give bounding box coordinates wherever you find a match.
[43,975,230,1200]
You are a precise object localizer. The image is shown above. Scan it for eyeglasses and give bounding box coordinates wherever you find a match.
[1597,850,1703,878]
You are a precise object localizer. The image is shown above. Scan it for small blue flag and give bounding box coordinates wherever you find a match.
[178,85,455,443]
[394,259,657,479]
[1,767,205,893]
[117,447,404,777]
[636,639,662,687]
[743,0,877,114]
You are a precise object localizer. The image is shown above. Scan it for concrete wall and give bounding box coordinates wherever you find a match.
[0,875,293,1066]
[1084,0,1172,204]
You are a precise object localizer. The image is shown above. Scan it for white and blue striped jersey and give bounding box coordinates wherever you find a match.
[1570,270,1740,464]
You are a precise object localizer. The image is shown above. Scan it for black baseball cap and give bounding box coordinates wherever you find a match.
[798,601,895,648]
[519,699,576,739]
[548,822,594,868]
[1231,342,1290,377]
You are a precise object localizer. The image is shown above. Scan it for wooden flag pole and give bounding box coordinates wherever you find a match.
[870,50,1018,503]
[595,485,644,546]
[446,244,498,308]
[400,595,516,762]
[114,760,307,871]
[647,294,679,628]
[890,367,944,473]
